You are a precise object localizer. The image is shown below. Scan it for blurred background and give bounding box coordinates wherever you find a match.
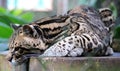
[0,0,120,52]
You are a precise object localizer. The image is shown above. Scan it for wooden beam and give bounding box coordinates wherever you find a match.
[0,53,120,71]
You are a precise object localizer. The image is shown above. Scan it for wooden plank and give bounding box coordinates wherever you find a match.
[13,62,29,71]
[0,54,28,71]
[0,55,12,71]
[29,53,120,71]
[0,53,120,71]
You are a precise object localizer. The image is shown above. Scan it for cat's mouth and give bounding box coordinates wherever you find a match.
[6,46,43,65]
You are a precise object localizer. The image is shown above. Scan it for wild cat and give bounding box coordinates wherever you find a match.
[7,5,114,65]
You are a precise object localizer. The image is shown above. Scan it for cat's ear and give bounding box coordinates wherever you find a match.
[11,24,22,30]
[23,25,44,38]
[23,25,34,35]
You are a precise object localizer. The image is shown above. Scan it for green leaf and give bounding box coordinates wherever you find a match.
[114,25,120,39]
[0,13,28,25]
[0,7,7,13]
[109,3,117,19]
[0,7,33,40]
[0,16,11,26]
[3,13,28,24]
[0,14,27,26]
[0,25,13,38]
[0,22,10,28]
[10,9,23,16]
[20,12,33,22]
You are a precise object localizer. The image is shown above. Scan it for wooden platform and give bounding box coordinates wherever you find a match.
[0,52,120,71]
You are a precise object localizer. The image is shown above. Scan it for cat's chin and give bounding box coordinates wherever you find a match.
[10,59,19,66]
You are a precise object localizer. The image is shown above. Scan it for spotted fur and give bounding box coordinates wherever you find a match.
[7,6,115,65]
[7,15,70,64]
[42,9,114,56]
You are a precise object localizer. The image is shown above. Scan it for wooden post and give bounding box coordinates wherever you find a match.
[0,54,29,71]
[13,59,29,71]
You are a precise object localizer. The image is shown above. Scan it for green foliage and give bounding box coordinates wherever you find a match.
[0,7,33,51]
[0,23,13,38]
[10,9,23,16]
[20,12,34,22]
[0,7,33,39]
[78,0,97,7]
[114,25,120,39]
[109,2,117,18]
